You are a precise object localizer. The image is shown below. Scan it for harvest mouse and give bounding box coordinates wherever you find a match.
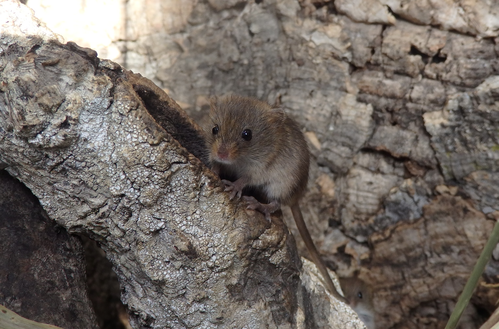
[340,277,375,329]
[206,95,346,303]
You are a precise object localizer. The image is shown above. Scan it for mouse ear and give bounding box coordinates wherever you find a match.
[270,108,287,125]
[271,95,282,108]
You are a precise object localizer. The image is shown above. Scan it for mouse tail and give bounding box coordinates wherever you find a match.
[290,204,348,304]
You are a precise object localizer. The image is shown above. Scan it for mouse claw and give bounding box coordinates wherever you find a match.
[243,196,259,209]
[243,196,272,222]
[221,179,235,197]
[221,179,232,188]
[264,213,272,222]
[222,179,243,200]
[231,190,241,200]
[235,190,243,199]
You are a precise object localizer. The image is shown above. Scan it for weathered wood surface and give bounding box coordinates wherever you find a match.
[26,0,499,327]
[0,1,363,328]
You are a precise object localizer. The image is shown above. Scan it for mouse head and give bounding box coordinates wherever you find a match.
[340,277,376,329]
[340,277,373,309]
[207,95,285,166]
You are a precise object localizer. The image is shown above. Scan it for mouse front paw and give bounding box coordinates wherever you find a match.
[221,179,244,200]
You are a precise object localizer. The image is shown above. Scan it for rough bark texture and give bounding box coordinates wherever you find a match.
[0,170,99,329]
[0,1,362,328]
[25,0,499,328]
[13,0,499,327]
[91,0,499,328]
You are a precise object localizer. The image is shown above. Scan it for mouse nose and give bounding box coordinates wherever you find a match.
[217,145,229,160]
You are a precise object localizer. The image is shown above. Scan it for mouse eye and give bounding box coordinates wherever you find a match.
[241,129,252,141]
[357,291,363,299]
[212,125,219,135]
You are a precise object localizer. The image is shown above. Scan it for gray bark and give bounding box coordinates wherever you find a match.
[103,0,499,328]
[0,1,362,328]
[5,0,499,327]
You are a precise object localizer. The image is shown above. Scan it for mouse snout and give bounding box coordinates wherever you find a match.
[216,145,230,160]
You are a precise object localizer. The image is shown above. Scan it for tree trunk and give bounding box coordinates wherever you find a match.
[86,0,498,327]
[0,1,362,328]
[8,0,499,327]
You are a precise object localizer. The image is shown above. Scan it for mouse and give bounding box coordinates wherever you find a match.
[340,277,375,329]
[206,94,347,304]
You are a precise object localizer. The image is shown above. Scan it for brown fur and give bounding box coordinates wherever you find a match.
[207,95,309,204]
[207,95,347,303]
[340,277,375,329]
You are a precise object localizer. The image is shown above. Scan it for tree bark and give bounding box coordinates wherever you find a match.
[47,0,497,328]
[8,0,499,327]
[0,1,362,328]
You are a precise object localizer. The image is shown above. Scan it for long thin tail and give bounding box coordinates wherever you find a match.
[290,204,347,304]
